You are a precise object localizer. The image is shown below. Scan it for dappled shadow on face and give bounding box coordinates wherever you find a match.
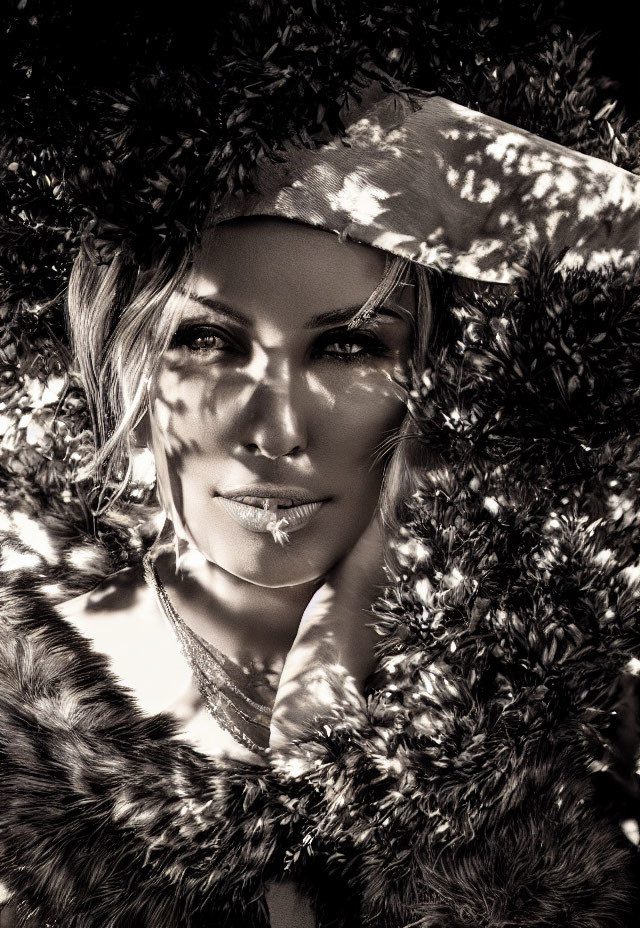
[216,88,640,284]
[192,356,409,418]
[148,360,208,460]
[155,341,410,453]
[145,342,410,556]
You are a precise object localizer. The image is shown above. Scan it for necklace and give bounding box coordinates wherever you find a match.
[142,551,276,756]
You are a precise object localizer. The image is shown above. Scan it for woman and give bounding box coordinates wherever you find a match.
[55,214,422,927]
[2,60,640,928]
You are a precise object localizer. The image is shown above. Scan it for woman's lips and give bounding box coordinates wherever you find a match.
[226,495,297,509]
[216,497,325,534]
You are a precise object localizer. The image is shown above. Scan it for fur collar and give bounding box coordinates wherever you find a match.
[0,577,361,927]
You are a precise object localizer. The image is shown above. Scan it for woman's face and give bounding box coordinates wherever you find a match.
[148,217,414,588]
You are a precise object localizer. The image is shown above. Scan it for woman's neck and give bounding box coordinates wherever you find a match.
[153,548,321,669]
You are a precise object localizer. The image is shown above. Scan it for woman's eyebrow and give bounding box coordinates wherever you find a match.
[304,305,405,328]
[181,292,406,328]
[182,293,251,326]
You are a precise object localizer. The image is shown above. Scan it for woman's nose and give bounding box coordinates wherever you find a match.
[235,375,308,460]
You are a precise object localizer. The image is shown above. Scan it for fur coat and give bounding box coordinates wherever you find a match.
[2,258,640,927]
[2,3,640,926]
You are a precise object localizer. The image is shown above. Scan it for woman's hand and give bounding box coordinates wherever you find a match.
[269,511,387,754]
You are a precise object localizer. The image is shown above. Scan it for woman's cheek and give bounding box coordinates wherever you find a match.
[332,377,407,459]
[152,368,219,447]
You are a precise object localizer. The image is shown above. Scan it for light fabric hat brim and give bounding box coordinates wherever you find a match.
[213,82,640,284]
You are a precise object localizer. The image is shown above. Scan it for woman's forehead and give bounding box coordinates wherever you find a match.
[188,217,399,317]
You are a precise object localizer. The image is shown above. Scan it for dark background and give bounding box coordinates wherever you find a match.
[567,1,638,118]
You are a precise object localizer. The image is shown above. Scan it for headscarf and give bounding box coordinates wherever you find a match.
[213,79,640,283]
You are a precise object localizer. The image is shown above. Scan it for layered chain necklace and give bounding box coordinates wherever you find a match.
[142,551,278,757]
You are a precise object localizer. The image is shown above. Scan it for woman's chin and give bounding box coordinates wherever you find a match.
[214,554,328,589]
[192,531,335,588]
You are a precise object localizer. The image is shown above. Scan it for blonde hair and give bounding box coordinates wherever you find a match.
[66,235,446,523]
[66,247,194,514]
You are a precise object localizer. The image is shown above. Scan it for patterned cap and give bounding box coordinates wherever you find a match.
[213,81,640,283]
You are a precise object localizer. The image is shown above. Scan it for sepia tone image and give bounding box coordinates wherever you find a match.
[1,2,639,925]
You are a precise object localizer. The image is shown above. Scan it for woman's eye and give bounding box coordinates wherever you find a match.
[169,326,231,355]
[314,332,390,364]
[321,340,367,361]
[168,325,391,364]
